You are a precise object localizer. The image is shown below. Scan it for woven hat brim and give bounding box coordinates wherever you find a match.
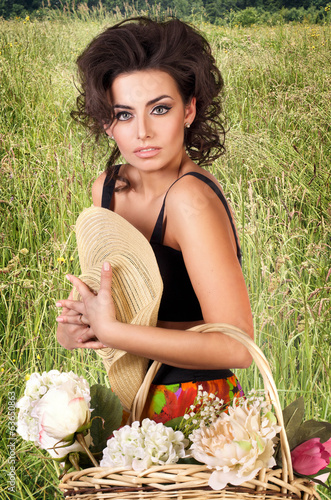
[74,206,163,412]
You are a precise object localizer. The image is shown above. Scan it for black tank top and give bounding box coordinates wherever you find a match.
[101,166,241,384]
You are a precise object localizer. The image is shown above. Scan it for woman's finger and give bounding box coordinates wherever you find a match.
[61,307,81,316]
[79,314,90,325]
[66,274,93,301]
[56,299,85,315]
[76,324,107,348]
[56,314,89,326]
[99,261,112,294]
[77,340,108,349]
[55,288,76,315]
[77,328,99,343]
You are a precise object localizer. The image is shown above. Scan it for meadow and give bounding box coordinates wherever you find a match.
[0,10,330,499]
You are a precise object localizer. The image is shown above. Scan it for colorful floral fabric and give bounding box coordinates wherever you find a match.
[141,376,244,424]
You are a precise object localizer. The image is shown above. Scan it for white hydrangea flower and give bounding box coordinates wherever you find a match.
[100,419,187,471]
[189,398,281,490]
[100,421,146,469]
[16,371,90,445]
[140,419,187,470]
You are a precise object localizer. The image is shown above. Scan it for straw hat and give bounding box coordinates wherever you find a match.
[73,206,163,413]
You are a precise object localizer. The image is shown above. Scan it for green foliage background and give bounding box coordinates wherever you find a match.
[0,9,330,500]
[1,0,331,24]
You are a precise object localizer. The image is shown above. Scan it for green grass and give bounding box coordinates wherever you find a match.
[0,13,330,499]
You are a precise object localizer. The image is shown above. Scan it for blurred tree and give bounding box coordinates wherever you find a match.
[0,0,328,22]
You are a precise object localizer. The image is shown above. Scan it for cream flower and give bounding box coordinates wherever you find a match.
[189,398,281,490]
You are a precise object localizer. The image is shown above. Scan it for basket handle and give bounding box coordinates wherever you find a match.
[131,322,293,483]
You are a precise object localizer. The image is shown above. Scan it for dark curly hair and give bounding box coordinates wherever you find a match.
[72,17,225,177]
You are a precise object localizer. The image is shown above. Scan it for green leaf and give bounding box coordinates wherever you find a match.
[89,384,123,454]
[177,457,202,465]
[164,417,183,430]
[275,397,305,463]
[290,420,331,450]
[283,397,305,447]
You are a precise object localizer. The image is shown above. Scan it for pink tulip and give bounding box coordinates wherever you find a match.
[291,438,331,476]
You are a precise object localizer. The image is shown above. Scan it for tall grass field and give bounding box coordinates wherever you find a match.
[0,10,330,499]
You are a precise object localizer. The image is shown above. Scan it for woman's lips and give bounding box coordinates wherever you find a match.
[134,147,161,158]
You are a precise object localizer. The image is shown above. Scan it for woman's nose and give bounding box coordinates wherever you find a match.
[136,115,152,140]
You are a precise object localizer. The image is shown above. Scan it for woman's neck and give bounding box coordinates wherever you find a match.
[126,150,193,201]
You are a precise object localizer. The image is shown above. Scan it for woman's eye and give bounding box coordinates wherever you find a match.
[152,105,170,115]
[116,111,132,121]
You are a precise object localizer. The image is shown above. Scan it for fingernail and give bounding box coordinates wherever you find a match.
[66,274,71,281]
[77,339,82,343]
[56,302,62,307]
[103,261,110,271]
[56,317,64,322]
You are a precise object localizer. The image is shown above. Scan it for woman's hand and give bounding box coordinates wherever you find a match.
[56,262,117,349]
[56,290,100,350]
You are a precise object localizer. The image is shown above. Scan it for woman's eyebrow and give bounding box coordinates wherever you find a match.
[112,104,133,110]
[147,94,174,105]
[113,95,174,110]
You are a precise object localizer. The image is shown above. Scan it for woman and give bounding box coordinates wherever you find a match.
[56,17,254,423]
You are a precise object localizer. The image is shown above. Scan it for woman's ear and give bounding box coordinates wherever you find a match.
[184,97,196,126]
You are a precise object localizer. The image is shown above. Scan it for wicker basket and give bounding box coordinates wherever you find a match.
[59,324,320,500]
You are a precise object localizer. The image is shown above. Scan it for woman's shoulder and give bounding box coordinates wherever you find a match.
[164,166,239,255]
[166,166,226,211]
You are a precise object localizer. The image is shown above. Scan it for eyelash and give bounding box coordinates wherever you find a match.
[115,111,132,121]
[115,105,171,121]
[152,105,171,115]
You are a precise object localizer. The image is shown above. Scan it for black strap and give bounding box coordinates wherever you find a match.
[150,172,241,264]
[101,168,241,263]
[101,165,121,209]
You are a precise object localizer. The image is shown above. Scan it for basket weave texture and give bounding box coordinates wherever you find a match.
[59,324,321,500]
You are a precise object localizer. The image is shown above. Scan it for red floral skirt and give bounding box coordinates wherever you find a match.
[141,375,244,424]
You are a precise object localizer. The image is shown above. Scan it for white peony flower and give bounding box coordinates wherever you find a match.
[100,419,187,471]
[17,371,91,447]
[31,380,91,445]
[189,398,281,490]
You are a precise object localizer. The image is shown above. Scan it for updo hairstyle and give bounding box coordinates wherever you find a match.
[73,17,225,173]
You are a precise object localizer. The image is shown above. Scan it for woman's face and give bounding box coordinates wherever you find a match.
[107,69,196,173]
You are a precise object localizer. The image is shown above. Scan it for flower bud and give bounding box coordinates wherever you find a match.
[291,438,331,476]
